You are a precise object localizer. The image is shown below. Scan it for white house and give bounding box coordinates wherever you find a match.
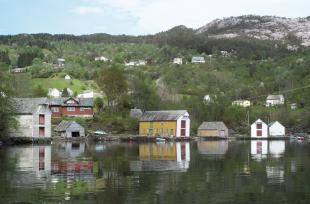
[268,121,285,137]
[173,58,183,65]
[266,95,284,107]
[125,60,146,66]
[77,90,103,98]
[232,100,251,107]
[56,58,65,68]
[94,56,109,62]
[191,56,205,64]
[64,74,71,80]
[10,98,52,138]
[47,88,62,98]
[251,119,268,138]
[203,95,217,104]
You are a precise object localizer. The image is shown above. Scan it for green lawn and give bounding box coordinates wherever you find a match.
[30,78,98,94]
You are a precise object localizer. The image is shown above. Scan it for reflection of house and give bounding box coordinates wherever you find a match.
[232,100,251,107]
[54,121,85,138]
[197,141,228,158]
[9,145,51,182]
[266,95,284,107]
[268,121,285,136]
[266,166,285,184]
[251,140,268,160]
[10,98,51,138]
[139,110,190,137]
[191,56,205,64]
[269,141,285,158]
[56,142,86,158]
[197,121,228,138]
[251,119,268,138]
[130,142,190,171]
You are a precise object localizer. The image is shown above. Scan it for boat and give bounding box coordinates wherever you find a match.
[155,138,166,143]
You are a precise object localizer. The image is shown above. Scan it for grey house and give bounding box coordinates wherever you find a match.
[54,121,85,138]
[197,121,228,138]
[11,98,52,138]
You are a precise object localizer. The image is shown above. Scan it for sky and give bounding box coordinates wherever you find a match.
[0,0,309,35]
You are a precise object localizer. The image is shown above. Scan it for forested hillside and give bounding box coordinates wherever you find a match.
[0,17,309,134]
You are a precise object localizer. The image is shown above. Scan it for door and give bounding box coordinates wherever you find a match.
[39,127,45,137]
[180,120,186,137]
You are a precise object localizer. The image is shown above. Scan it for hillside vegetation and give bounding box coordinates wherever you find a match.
[0,16,309,134]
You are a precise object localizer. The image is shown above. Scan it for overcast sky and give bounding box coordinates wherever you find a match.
[0,0,309,35]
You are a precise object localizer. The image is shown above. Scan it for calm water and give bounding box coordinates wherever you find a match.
[0,140,309,204]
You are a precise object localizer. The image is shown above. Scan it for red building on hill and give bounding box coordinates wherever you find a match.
[48,97,93,118]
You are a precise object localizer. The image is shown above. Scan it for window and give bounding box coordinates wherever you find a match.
[51,107,59,112]
[39,127,45,137]
[170,129,174,136]
[80,107,85,112]
[256,123,262,129]
[181,129,186,136]
[67,107,75,112]
[181,120,186,128]
[39,114,45,125]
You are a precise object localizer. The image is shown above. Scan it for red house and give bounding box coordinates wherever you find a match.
[48,97,93,118]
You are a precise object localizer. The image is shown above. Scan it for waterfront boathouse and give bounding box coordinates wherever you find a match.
[251,119,268,138]
[268,121,285,137]
[197,121,228,138]
[54,121,85,138]
[139,110,190,137]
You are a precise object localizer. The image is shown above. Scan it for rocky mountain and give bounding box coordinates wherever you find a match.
[197,15,310,46]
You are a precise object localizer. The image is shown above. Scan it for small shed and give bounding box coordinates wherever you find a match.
[54,121,85,138]
[64,74,71,80]
[197,121,228,138]
[269,121,285,136]
[251,119,268,138]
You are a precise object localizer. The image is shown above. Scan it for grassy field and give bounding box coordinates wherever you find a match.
[30,77,98,94]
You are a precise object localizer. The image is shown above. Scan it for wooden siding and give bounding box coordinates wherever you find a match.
[197,130,219,137]
[139,144,176,160]
[139,121,177,137]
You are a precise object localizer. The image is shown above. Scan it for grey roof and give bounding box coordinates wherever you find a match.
[13,98,48,114]
[140,110,188,121]
[198,121,227,130]
[267,95,283,100]
[268,121,284,127]
[54,120,83,132]
[48,97,93,107]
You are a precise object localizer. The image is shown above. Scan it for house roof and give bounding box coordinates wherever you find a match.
[13,98,48,114]
[198,121,227,130]
[267,95,284,100]
[268,121,284,127]
[48,97,93,107]
[54,120,83,132]
[140,110,188,121]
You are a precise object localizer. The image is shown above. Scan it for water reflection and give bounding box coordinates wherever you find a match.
[251,140,285,161]
[197,141,228,159]
[130,142,190,172]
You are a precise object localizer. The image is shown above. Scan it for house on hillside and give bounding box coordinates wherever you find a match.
[125,60,146,66]
[94,56,109,62]
[203,95,217,104]
[266,95,284,107]
[191,56,205,64]
[48,88,62,98]
[130,108,143,119]
[48,97,94,118]
[173,58,183,65]
[56,58,65,68]
[64,74,71,80]
[139,110,190,137]
[251,119,268,138]
[197,121,228,138]
[290,103,297,110]
[232,100,251,107]
[269,121,285,137]
[10,67,27,73]
[10,98,51,138]
[77,90,103,98]
[54,121,85,138]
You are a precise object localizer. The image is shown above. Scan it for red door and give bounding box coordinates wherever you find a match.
[180,120,186,137]
[257,130,262,136]
[39,114,45,125]
[39,127,45,137]
[181,129,186,136]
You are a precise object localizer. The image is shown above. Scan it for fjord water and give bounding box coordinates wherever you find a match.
[0,141,309,204]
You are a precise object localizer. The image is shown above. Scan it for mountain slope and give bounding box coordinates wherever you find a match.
[197,15,310,46]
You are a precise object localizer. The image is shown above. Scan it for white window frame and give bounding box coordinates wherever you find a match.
[51,107,59,113]
[67,107,75,112]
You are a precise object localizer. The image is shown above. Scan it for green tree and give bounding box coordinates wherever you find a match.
[96,65,127,108]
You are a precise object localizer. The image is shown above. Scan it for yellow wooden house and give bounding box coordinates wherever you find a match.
[139,110,190,137]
